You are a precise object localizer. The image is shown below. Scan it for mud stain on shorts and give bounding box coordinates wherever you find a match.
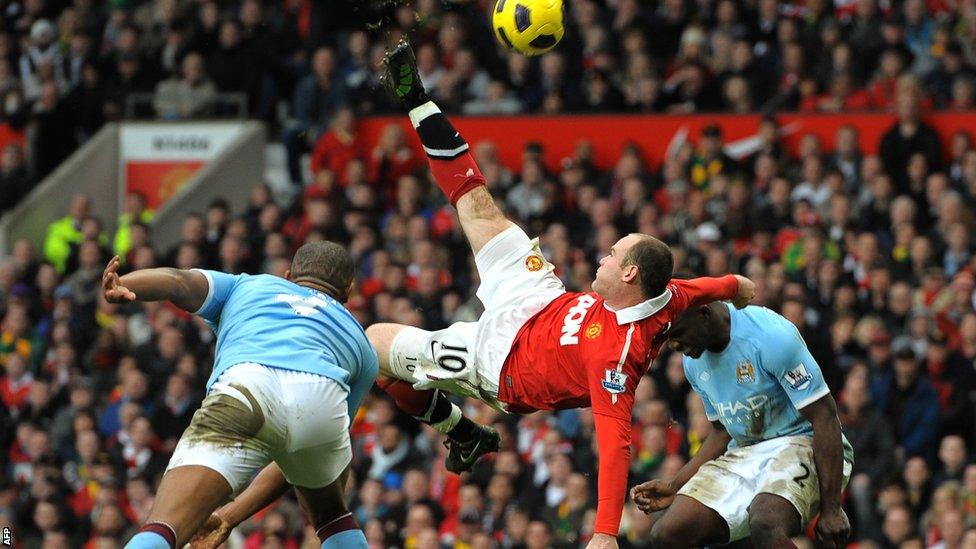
[181,384,266,449]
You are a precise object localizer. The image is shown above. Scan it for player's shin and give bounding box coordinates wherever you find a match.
[376,377,478,443]
[408,101,486,205]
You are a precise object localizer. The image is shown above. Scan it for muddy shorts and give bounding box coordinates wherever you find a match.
[166,363,351,493]
[677,435,852,542]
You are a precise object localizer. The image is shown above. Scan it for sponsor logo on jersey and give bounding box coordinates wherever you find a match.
[735,360,755,384]
[585,322,602,339]
[714,395,769,418]
[559,295,597,345]
[602,369,628,394]
[784,363,812,390]
[524,255,544,272]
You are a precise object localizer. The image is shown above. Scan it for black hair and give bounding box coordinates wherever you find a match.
[290,241,355,301]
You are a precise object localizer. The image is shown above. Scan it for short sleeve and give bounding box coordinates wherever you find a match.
[347,348,379,418]
[191,269,240,323]
[758,324,830,410]
[683,358,719,421]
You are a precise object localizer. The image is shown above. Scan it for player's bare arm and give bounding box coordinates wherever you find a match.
[632,420,731,514]
[798,394,850,549]
[102,255,209,311]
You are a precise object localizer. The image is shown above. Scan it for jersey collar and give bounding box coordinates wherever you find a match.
[605,289,672,325]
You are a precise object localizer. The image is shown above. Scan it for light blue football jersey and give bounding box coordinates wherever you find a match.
[194,270,378,416]
[683,304,853,461]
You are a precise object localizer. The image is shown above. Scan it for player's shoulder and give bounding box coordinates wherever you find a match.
[734,306,804,360]
[236,273,293,290]
[733,305,793,336]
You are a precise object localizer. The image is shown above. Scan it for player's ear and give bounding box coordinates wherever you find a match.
[622,264,639,283]
[283,269,293,281]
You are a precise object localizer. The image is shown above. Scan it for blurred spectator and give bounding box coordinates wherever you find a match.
[30,81,77,180]
[152,52,216,120]
[879,76,942,193]
[283,46,346,185]
[42,194,89,273]
[0,144,30,212]
[871,347,941,461]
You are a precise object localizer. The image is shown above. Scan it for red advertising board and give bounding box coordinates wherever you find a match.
[119,124,240,210]
[357,112,976,173]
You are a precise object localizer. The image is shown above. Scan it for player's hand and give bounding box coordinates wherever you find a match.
[631,479,677,514]
[732,275,756,309]
[585,533,619,549]
[188,513,233,549]
[815,506,851,549]
[102,256,136,303]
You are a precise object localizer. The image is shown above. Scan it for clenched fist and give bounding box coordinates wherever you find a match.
[732,275,756,309]
[631,479,678,515]
[188,514,233,549]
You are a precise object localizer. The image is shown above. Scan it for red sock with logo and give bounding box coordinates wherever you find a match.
[407,101,486,205]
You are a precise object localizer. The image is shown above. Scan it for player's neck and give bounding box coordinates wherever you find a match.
[602,288,645,311]
[293,277,343,301]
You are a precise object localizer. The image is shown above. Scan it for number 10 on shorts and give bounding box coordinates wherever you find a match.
[432,341,469,373]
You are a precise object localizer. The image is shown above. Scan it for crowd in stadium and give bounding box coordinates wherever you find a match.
[2,0,976,548]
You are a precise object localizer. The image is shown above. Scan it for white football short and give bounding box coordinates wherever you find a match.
[167,363,352,493]
[677,435,853,542]
[388,225,565,407]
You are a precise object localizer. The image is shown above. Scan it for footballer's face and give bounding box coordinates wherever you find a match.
[593,234,641,298]
[666,310,713,359]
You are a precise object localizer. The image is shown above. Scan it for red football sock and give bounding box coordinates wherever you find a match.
[376,376,436,418]
[408,101,486,205]
[427,152,486,205]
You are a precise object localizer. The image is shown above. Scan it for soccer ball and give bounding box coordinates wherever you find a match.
[492,0,565,56]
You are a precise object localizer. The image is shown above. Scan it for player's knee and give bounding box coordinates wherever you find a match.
[365,324,397,365]
[364,323,386,345]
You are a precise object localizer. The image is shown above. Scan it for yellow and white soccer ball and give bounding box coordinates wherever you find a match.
[492,0,565,56]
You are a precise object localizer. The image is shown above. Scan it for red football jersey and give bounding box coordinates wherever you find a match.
[497,275,740,536]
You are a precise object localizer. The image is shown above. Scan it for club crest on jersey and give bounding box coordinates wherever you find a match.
[585,323,602,339]
[525,255,544,272]
[602,369,628,395]
[735,360,755,384]
[560,295,597,346]
[784,363,813,390]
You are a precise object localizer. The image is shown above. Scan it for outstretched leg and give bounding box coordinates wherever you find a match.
[384,41,514,255]
[366,323,499,473]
